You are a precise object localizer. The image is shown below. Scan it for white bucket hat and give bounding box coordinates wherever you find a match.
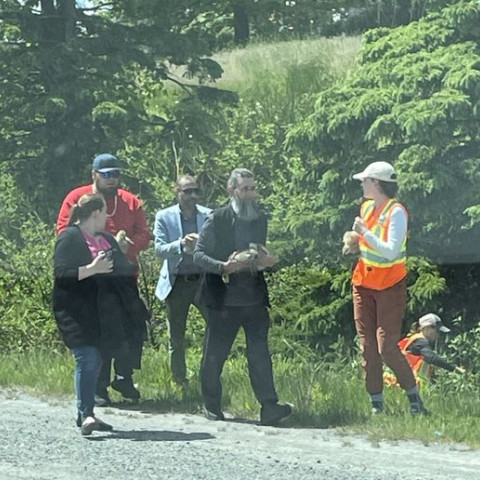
[353,161,397,183]
[418,313,451,333]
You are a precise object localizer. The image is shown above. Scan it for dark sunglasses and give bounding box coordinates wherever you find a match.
[180,188,201,195]
[238,185,256,192]
[97,170,120,179]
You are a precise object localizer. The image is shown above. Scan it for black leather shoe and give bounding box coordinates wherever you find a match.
[93,417,113,432]
[111,378,140,400]
[203,405,225,421]
[76,415,113,431]
[80,417,96,436]
[79,416,113,435]
[260,403,293,426]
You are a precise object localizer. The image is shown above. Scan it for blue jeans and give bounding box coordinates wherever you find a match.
[72,345,102,421]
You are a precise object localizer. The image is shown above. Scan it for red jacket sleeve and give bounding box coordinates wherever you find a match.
[57,189,86,234]
[128,202,151,259]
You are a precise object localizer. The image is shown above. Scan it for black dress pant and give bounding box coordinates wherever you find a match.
[97,344,133,390]
[200,304,278,411]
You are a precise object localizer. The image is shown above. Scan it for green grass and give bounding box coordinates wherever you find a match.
[0,349,74,397]
[215,37,361,122]
[214,37,361,93]
[1,347,480,448]
[168,36,361,122]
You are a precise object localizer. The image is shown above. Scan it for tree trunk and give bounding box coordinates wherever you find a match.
[40,0,76,42]
[233,3,249,45]
[59,0,77,42]
[40,0,55,15]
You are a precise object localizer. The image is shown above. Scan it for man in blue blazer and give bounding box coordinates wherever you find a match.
[154,175,211,385]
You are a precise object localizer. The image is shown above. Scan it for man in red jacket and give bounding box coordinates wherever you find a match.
[57,153,150,405]
[57,153,150,264]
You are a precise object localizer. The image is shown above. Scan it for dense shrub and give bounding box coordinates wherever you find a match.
[0,221,59,353]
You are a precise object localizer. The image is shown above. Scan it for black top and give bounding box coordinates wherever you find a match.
[194,205,270,309]
[53,226,148,355]
[407,337,456,372]
[222,218,265,307]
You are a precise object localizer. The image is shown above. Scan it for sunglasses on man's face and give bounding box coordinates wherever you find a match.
[238,185,256,192]
[97,170,121,179]
[180,188,201,195]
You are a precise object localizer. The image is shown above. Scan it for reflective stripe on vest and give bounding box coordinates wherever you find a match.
[352,198,407,290]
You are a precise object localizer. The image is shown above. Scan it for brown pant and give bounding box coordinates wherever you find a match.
[353,279,416,394]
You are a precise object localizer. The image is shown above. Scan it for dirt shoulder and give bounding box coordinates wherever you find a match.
[0,389,478,480]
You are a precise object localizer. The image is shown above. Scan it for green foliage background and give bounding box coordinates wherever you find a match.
[1,0,480,390]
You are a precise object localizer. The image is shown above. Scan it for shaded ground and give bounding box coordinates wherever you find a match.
[0,389,478,480]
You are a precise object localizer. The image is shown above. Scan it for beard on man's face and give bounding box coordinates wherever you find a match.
[96,182,118,198]
[231,194,260,221]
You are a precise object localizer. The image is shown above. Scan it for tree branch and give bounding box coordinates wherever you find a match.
[165,74,193,94]
[78,2,117,12]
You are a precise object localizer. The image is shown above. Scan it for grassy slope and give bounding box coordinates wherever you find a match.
[167,36,361,121]
[214,37,361,92]
[4,36,480,448]
[1,348,479,447]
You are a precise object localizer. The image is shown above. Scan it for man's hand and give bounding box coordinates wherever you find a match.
[257,252,277,269]
[182,233,199,254]
[455,366,466,374]
[223,252,246,275]
[254,244,276,269]
[116,230,134,254]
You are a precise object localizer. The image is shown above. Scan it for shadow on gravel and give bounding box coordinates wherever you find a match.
[223,417,259,426]
[86,429,215,442]
[109,400,197,415]
[106,402,295,428]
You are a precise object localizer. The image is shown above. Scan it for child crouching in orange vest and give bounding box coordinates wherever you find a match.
[385,313,465,387]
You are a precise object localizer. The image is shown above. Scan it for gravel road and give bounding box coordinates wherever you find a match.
[0,389,478,480]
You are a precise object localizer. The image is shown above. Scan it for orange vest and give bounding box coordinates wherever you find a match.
[398,333,433,383]
[352,199,407,290]
[384,333,432,388]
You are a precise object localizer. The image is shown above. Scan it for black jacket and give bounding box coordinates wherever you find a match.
[194,205,270,309]
[53,226,148,360]
[407,337,456,372]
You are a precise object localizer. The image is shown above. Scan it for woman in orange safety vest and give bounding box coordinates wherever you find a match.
[350,161,428,415]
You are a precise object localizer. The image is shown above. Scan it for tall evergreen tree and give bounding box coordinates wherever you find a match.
[0,0,226,216]
[287,0,480,326]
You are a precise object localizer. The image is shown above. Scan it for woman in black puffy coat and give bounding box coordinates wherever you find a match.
[53,193,147,435]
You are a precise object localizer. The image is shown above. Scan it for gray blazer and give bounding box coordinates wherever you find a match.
[154,203,211,301]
